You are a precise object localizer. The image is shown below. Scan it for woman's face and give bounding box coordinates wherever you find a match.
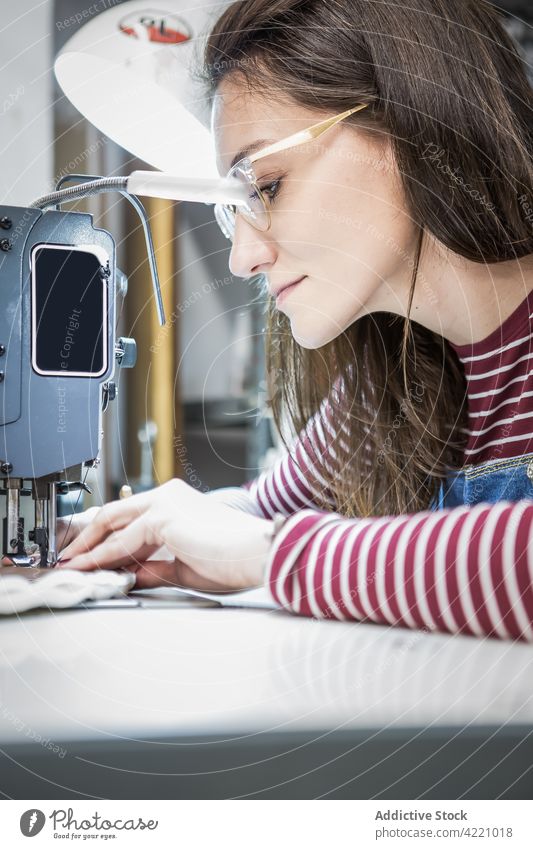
[213,77,421,348]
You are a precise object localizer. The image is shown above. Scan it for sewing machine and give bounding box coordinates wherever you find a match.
[0,203,130,568]
[0,172,246,569]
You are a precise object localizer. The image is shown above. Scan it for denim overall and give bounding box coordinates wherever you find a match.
[437,452,533,509]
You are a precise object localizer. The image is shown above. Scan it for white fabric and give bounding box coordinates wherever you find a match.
[0,569,136,615]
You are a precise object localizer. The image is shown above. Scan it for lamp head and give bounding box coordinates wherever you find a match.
[54,1,230,179]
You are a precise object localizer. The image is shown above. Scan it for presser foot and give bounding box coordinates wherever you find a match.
[1,544,54,568]
[2,552,37,567]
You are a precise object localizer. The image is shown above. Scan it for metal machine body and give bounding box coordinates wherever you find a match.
[0,205,127,567]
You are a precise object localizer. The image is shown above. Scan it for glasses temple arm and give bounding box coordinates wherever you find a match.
[248,103,369,164]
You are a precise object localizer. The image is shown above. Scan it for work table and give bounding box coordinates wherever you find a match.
[1,598,532,798]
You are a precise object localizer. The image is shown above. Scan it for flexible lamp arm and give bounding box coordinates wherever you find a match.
[30,172,247,327]
[31,171,247,209]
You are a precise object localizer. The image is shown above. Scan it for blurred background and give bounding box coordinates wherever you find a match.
[1,0,532,507]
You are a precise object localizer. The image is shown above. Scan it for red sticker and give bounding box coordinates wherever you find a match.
[119,11,191,45]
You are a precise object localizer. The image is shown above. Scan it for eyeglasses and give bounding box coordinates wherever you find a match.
[214,103,369,241]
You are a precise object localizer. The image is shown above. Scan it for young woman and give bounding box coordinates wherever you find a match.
[59,0,533,642]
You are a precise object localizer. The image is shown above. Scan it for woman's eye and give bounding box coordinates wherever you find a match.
[258,178,282,203]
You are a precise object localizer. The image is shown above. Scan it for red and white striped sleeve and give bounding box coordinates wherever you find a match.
[264,501,533,642]
[245,397,348,516]
[224,396,533,641]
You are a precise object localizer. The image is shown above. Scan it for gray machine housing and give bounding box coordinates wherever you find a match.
[0,205,116,479]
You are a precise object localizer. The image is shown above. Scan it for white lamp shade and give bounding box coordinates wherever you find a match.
[54,1,231,179]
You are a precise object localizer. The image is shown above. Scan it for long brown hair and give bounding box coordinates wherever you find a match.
[204,0,533,517]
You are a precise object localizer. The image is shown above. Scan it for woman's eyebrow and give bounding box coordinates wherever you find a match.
[230,138,272,169]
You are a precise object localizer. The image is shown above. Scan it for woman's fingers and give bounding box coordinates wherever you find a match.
[59,496,154,560]
[58,480,193,562]
[172,560,242,592]
[57,514,159,571]
[125,560,235,591]
[59,546,156,572]
[56,517,77,551]
[56,506,101,550]
[131,560,182,589]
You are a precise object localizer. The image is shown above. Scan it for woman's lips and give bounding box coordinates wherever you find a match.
[275,276,306,305]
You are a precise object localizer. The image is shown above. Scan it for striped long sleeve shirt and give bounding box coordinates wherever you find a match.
[232,291,533,641]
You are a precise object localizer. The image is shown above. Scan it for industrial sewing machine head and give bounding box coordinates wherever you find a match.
[0,173,247,569]
[0,199,133,567]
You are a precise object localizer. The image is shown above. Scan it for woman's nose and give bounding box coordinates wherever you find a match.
[228,215,277,278]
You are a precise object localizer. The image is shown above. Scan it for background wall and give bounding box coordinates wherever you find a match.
[0,2,54,206]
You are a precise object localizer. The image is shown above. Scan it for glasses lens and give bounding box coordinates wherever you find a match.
[234,162,269,231]
[214,161,270,241]
[214,203,235,241]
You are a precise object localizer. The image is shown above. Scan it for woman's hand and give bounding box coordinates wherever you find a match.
[55,479,274,591]
[57,505,102,551]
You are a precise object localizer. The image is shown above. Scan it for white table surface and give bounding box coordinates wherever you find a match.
[1,595,532,746]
